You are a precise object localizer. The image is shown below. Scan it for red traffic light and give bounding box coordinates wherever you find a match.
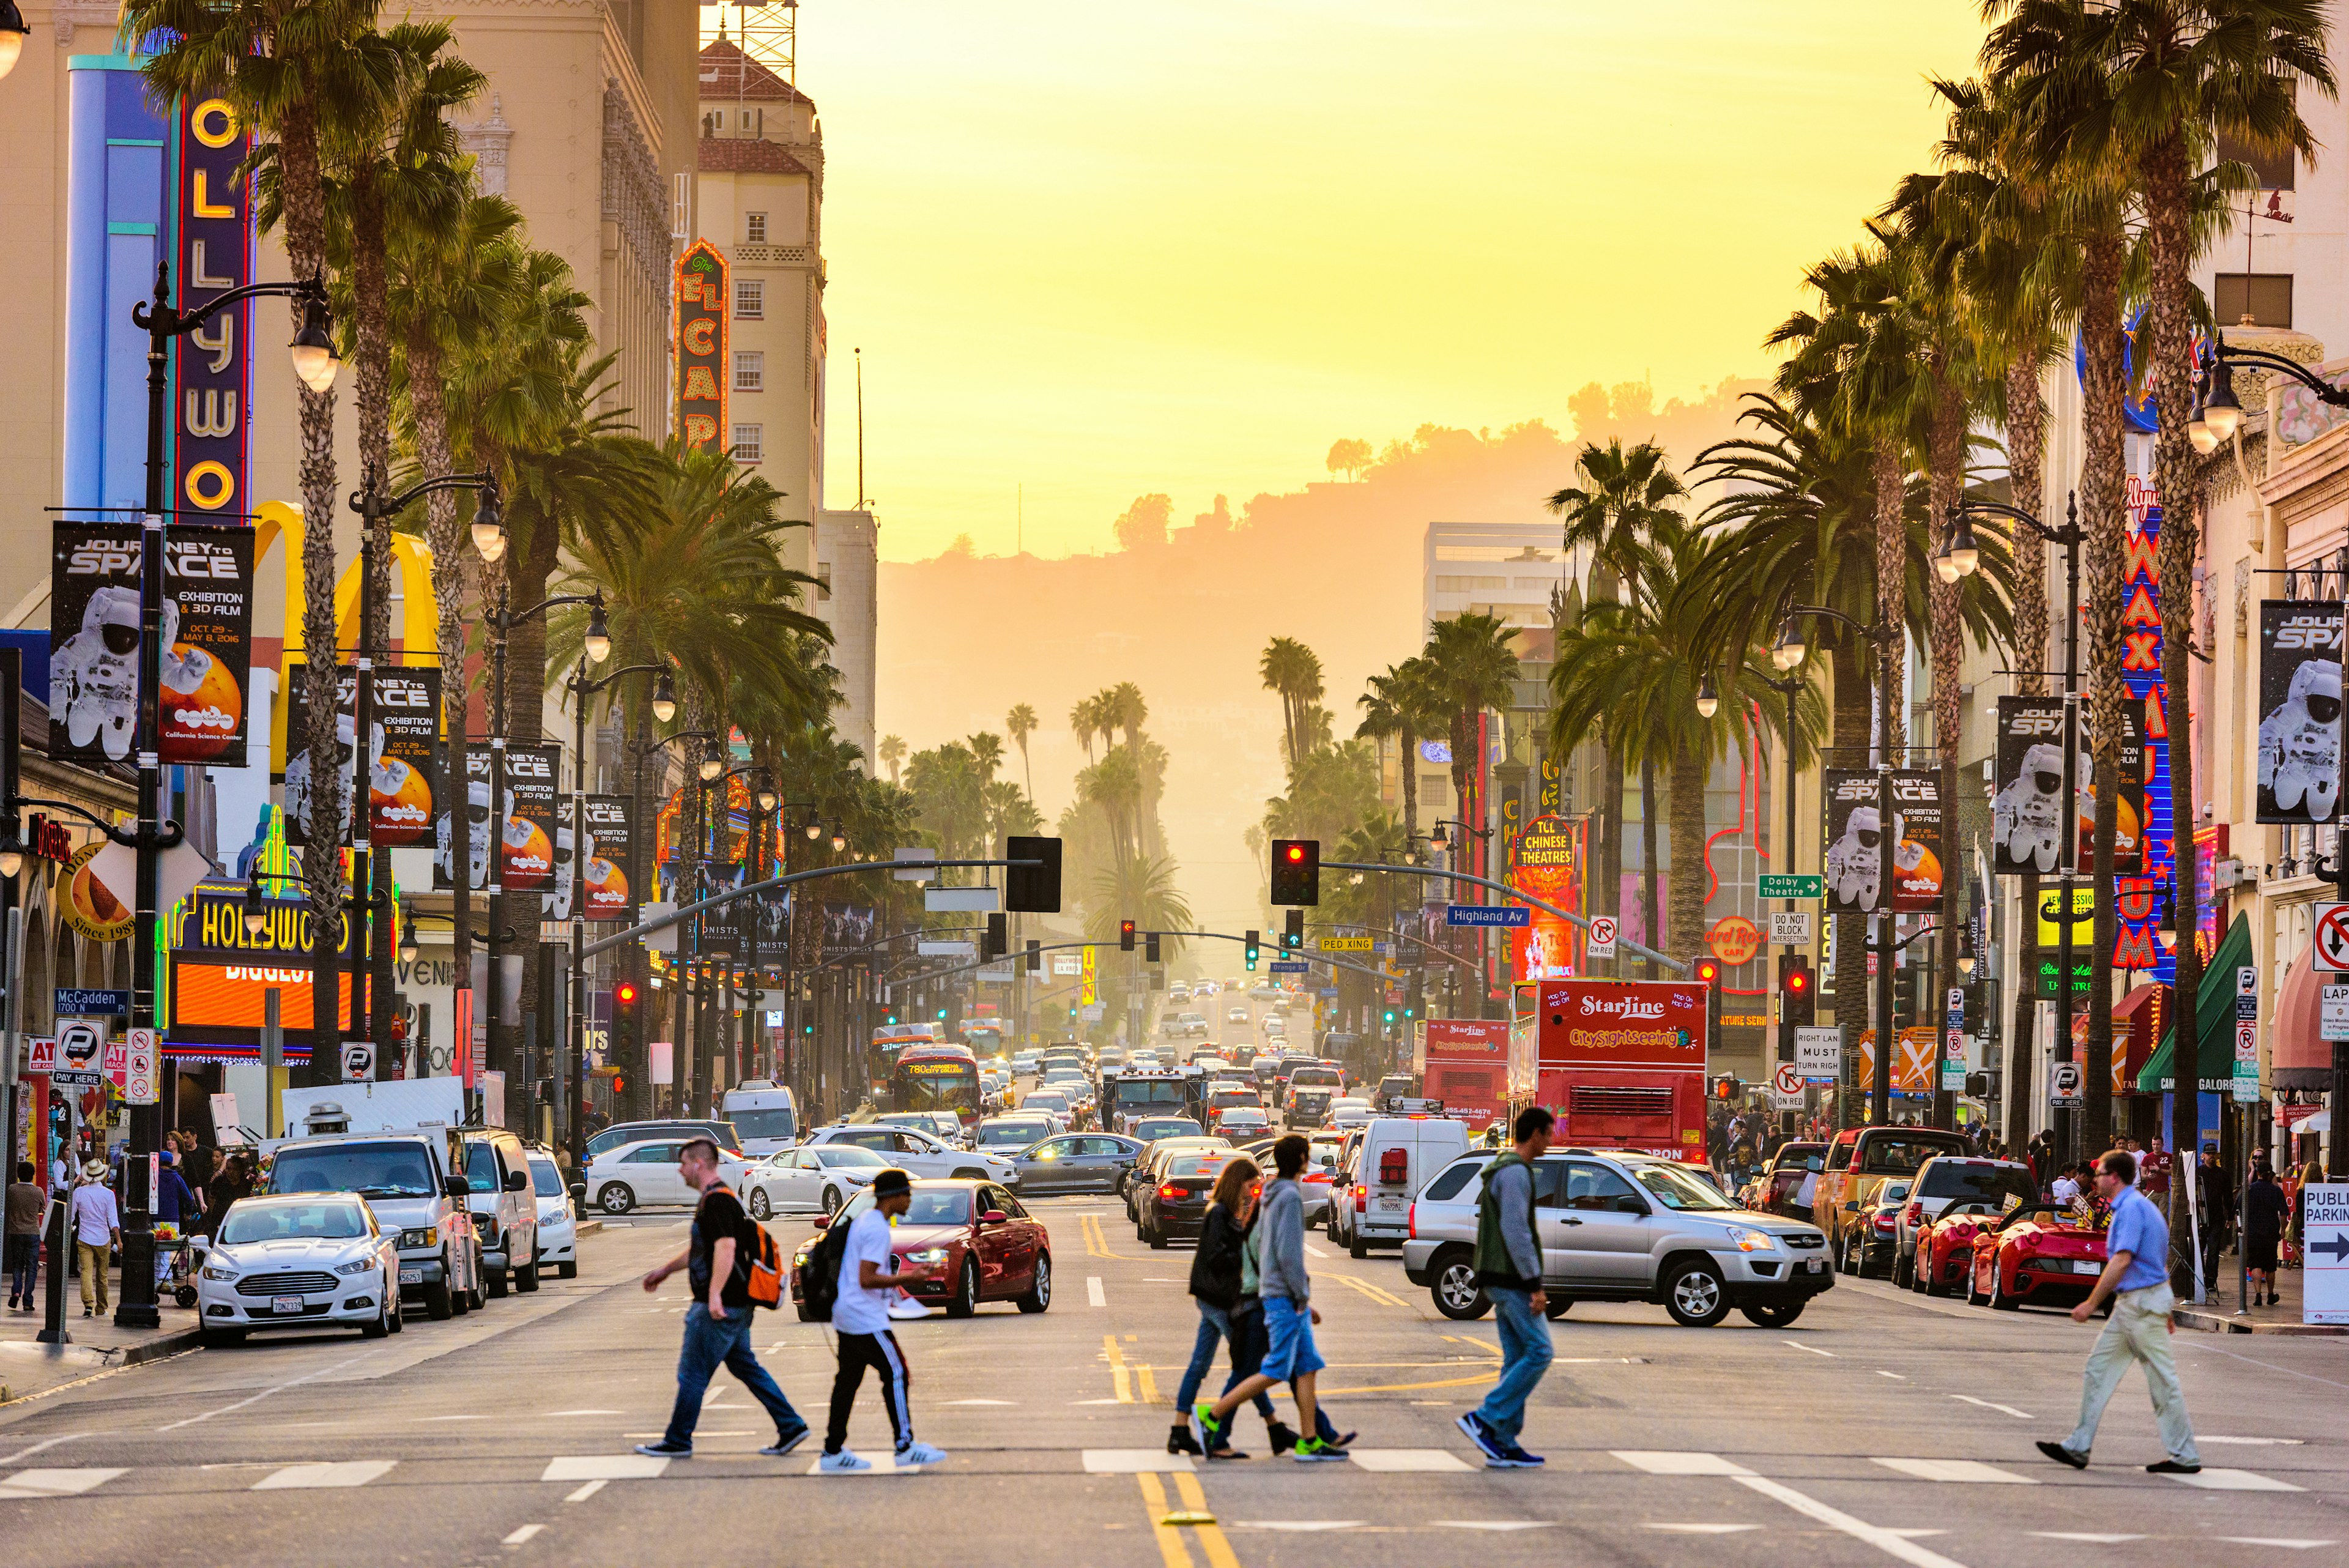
[1284,844,1305,863]
[615,981,639,1005]
[1695,959,1720,986]
[1785,967,1809,994]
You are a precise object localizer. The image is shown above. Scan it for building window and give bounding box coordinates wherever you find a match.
[2217,128,2295,191]
[736,278,764,319]
[731,424,763,463]
[2215,272,2293,329]
[745,211,768,243]
[733,351,764,392]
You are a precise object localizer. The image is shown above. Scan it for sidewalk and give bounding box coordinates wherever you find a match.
[2173,1247,2344,1336]
[0,1289,206,1406]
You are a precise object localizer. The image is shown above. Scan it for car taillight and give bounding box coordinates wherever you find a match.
[1159,1184,1183,1201]
[1874,1213,1895,1234]
[1354,1185,1366,1213]
[1408,1201,1417,1239]
[1904,1202,1924,1229]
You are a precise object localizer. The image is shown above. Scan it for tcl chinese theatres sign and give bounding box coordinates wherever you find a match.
[1535,979,1707,1069]
[675,240,729,454]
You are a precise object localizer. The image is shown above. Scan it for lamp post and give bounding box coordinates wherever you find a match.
[113,264,337,1326]
[652,729,721,1114]
[1775,601,1899,1128]
[700,760,780,1097]
[1942,494,2085,1157]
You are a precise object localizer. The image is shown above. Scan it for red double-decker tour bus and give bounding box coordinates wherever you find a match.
[1510,978,1709,1162]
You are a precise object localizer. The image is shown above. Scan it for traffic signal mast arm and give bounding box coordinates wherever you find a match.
[891,930,1397,988]
[1323,859,1692,976]
[577,856,1040,960]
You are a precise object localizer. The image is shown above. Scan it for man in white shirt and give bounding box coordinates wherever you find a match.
[818,1168,946,1473]
[2052,1165,2082,1206]
[68,1159,119,1317]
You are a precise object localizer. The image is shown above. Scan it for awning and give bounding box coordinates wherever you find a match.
[2273,941,2330,1091]
[2139,912,2253,1093]
[2112,983,2166,1096]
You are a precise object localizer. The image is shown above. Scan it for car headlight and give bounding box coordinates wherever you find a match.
[905,1247,949,1263]
[398,1228,439,1250]
[1724,1226,1778,1253]
[335,1258,379,1276]
[199,1263,240,1280]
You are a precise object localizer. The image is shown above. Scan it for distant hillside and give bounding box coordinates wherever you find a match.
[875,376,1767,932]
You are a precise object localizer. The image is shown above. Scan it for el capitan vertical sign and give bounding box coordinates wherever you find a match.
[676,240,729,455]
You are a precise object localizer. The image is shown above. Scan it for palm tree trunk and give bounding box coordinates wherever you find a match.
[2006,351,2049,1155]
[1830,635,1868,1126]
[1928,365,1964,1132]
[409,322,473,1080]
[1398,721,1419,852]
[2079,220,2128,1159]
[2145,135,2204,1282]
[1601,742,1624,980]
[1666,748,1706,965]
[352,168,398,1060]
[1639,756,1660,977]
[494,504,563,1094]
[1872,442,1908,756]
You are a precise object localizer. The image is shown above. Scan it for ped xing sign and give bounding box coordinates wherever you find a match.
[1318,936,1375,952]
[1447,904,1530,927]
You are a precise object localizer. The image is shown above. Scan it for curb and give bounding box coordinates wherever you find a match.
[2175,1306,2347,1336]
[576,1219,603,1237]
[0,1324,203,1405]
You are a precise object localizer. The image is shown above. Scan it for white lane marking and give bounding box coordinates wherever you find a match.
[1731,1474,1971,1568]
[944,1399,1017,1406]
[1086,1277,1106,1308]
[1081,1449,1195,1473]
[157,1352,375,1432]
[0,1436,84,1467]
[1874,1370,1907,1380]
[502,1524,545,1546]
[1612,1451,1754,1476]
[2202,1435,2304,1446]
[1070,1397,1124,1406]
[1434,1521,1553,1531]
[2164,1468,2302,1492]
[541,1455,669,1482]
[0,1468,123,1499]
[1646,1524,1764,1534]
[253,1461,398,1490]
[1784,1340,1837,1358]
[1948,1395,2032,1419]
[418,1414,488,1422]
[1233,1521,1363,1531]
[1346,1448,1472,1473]
[2030,1534,2143,1544]
[1871,1458,2035,1485]
[543,1410,622,1418]
[563,1479,607,1503]
[1304,1243,1329,1258]
[2220,1539,2337,1550]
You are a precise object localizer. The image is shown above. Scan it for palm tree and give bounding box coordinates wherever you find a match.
[1421,612,1520,897]
[878,735,907,784]
[1259,637,1324,772]
[1355,657,1441,853]
[1068,696,1098,765]
[1086,853,1192,955]
[1108,682,1148,753]
[1005,704,1037,798]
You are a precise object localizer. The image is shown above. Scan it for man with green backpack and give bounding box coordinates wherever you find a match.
[1458,1106,1554,1469]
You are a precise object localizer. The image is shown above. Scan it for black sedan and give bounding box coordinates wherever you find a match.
[1136,1152,1234,1249]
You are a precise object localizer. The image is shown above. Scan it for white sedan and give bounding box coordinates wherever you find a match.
[796,1123,1022,1186]
[525,1148,579,1279]
[195,1194,404,1345]
[743,1143,888,1219]
[585,1138,754,1214]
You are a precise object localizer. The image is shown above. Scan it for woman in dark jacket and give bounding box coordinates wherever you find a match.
[2245,1159,2288,1307]
[1169,1158,1287,1456]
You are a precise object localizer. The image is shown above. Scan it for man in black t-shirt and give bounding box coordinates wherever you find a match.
[636,1138,808,1458]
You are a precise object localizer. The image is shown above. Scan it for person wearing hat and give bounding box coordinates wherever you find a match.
[68,1157,119,1317]
[820,1166,947,1473]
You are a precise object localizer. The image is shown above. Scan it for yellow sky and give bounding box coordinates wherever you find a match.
[773,3,1985,560]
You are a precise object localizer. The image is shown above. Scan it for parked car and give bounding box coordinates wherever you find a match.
[1126,1137,1233,1218]
[1401,1150,1833,1327]
[262,1127,483,1321]
[585,1119,742,1162]
[1338,1116,1471,1257]
[1969,1203,2110,1311]
[1136,1152,1233,1248]
[193,1194,404,1345]
[585,1137,755,1215]
[789,1179,1050,1320]
[524,1146,579,1280]
[1890,1157,2041,1288]
[460,1128,541,1298]
[796,1123,1020,1186]
[879,1111,969,1148]
[974,1115,1056,1153]
[1752,1141,1826,1222]
[1911,1200,2006,1297]
[1846,1180,1914,1279]
[1011,1133,1140,1195]
[743,1143,888,1218]
[1813,1125,1971,1266]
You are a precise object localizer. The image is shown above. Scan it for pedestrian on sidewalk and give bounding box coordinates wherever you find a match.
[1459,1106,1556,1469]
[68,1159,117,1317]
[1190,1134,1349,1462]
[6,1161,42,1311]
[2036,1148,2202,1476]
[2244,1157,2286,1307]
[820,1167,947,1472]
[1168,1156,1285,1457]
[635,1137,809,1461]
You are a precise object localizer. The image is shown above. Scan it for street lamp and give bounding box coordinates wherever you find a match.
[1933,509,1981,583]
[804,819,823,841]
[699,735,727,782]
[1694,672,1720,721]
[1770,619,1807,672]
[0,0,29,80]
[399,907,420,965]
[650,669,678,725]
[469,488,508,563]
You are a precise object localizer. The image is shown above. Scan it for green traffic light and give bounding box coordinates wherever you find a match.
[936,1008,948,1019]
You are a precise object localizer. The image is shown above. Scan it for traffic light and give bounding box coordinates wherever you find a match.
[1694,957,1724,1041]
[612,979,640,1060]
[1244,930,1259,970]
[935,1008,948,1020]
[1893,959,1918,1025]
[1778,953,1815,1028]
[1119,919,1136,952]
[1712,1074,1740,1101]
[1282,908,1304,951]
[985,912,1008,959]
[1145,931,1162,964]
[1271,838,1320,905]
[1004,834,1063,913]
[1026,938,1041,973]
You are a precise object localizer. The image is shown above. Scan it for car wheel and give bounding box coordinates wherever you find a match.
[1430,1249,1489,1320]
[361,1294,392,1339]
[1739,1299,1805,1328]
[1348,1230,1368,1260]
[486,1263,510,1301]
[748,1187,773,1221]
[1544,1296,1574,1320]
[1892,1250,1913,1290]
[423,1279,454,1320]
[946,1257,979,1318]
[1018,1254,1052,1313]
[450,1278,471,1316]
[1148,1217,1168,1250]
[515,1258,540,1293]
[1965,1261,1987,1306]
[1663,1258,1732,1328]
[1989,1259,2018,1310]
[822,1186,845,1217]
[200,1328,247,1348]
[599,1183,636,1216]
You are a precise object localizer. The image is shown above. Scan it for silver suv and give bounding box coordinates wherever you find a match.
[1400,1149,1833,1328]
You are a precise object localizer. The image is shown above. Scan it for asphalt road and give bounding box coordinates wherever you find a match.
[0,1184,2341,1567]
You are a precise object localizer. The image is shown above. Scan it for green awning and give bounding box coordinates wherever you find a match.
[2138,912,2253,1093]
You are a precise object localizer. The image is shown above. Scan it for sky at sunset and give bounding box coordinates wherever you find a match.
[735,2,1987,561]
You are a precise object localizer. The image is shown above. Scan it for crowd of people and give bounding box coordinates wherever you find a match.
[1,1128,258,1317]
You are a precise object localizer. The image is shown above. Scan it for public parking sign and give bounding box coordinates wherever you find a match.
[2303,1183,2349,1324]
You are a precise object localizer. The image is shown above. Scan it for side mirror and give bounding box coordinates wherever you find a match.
[505,1169,529,1192]
[445,1177,469,1200]
[981,1209,1008,1226]
[1843,1200,1861,1214]
[812,1213,831,1230]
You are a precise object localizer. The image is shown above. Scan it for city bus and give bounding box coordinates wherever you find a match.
[890,1042,984,1129]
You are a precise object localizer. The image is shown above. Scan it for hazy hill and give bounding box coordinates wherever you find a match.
[875,376,1767,932]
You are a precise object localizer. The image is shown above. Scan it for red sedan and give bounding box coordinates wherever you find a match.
[790,1178,1052,1319]
[1967,1204,2109,1311]
[1910,1202,2003,1297]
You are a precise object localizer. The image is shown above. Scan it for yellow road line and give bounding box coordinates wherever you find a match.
[1136,1474,1195,1568]
[1080,1213,1127,1260]
[1171,1471,1243,1568]
[1443,1332,1501,1358]
[1329,1273,1410,1308]
[1103,1334,1134,1403]
[1135,1361,1162,1406]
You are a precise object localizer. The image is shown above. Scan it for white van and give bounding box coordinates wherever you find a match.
[719,1080,802,1156]
[1348,1116,1472,1255]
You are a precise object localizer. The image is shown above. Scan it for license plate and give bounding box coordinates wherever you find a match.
[1805,1258,1825,1274]
[271,1296,303,1315]
[399,1268,422,1284]
[1376,1197,1405,1211]
[2073,1260,2103,1276]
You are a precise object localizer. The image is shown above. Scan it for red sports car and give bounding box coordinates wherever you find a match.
[1967,1204,2109,1310]
[1910,1202,2003,1297]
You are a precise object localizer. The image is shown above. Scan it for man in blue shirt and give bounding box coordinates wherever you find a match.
[2036,1148,2201,1474]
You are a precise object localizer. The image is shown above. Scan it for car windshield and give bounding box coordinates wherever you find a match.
[728,1107,798,1139]
[841,1187,972,1227]
[268,1142,438,1199]
[1773,1145,1825,1172]
[218,1202,368,1245]
[1860,1135,1966,1175]
[1133,1118,1201,1140]
[815,1146,888,1168]
[1025,1094,1069,1112]
[528,1158,564,1197]
[1630,1162,1739,1211]
[1918,1163,2039,1205]
[979,1121,1050,1148]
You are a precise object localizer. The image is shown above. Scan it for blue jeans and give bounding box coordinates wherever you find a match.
[1176,1301,1275,1419]
[5,1233,34,1302]
[1473,1287,1553,1446]
[664,1302,804,1447]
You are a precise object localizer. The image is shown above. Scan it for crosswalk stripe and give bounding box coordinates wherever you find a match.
[1646,1523,1764,1533]
[0,1468,122,1499]
[502,1525,545,1545]
[1871,1458,2036,1485]
[1613,1450,1754,1476]
[252,1461,396,1490]
[1088,1276,1107,1308]
[2218,1539,2338,1550]
[1346,1448,1472,1473]
[540,1455,670,1482]
[2163,1468,2302,1492]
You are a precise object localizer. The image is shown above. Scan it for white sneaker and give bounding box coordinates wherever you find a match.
[818,1449,872,1473]
[896,1441,948,1466]
[887,1296,932,1320]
